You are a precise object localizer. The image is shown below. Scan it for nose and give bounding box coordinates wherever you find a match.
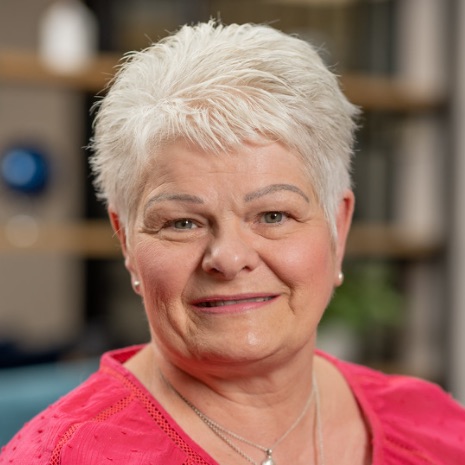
[201,224,260,280]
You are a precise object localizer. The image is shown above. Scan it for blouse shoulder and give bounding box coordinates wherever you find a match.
[319,351,465,465]
[0,346,188,465]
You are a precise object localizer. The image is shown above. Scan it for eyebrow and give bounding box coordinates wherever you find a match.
[244,184,310,203]
[144,193,204,213]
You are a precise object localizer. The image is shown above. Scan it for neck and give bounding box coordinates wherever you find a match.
[166,372,320,465]
[125,341,323,465]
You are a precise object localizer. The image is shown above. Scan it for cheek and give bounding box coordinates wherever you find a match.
[272,232,336,312]
[134,241,193,306]
[132,243,191,343]
[279,234,335,282]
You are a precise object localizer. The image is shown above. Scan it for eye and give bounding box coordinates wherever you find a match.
[172,218,197,229]
[261,211,287,224]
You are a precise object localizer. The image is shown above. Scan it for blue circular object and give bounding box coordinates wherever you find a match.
[1,147,50,194]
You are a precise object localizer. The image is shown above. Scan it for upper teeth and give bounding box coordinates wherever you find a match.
[198,296,272,308]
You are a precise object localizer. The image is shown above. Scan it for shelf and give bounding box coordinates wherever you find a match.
[346,223,442,259]
[0,220,442,259]
[0,220,120,258]
[339,74,444,112]
[0,49,118,93]
[0,49,445,111]
[262,0,368,7]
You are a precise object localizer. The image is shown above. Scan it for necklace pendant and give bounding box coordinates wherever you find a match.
[262,457,276,465]
[261,458,275,465]
[261,450,275,465]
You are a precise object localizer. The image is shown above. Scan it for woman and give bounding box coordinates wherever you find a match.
[1,20,464,465]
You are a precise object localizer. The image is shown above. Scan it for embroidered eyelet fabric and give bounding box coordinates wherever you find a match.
[1,345,464,464]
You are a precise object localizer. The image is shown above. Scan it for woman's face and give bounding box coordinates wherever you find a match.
[113,140,353,372]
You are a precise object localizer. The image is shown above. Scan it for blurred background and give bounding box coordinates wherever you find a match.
[1,0,464,445]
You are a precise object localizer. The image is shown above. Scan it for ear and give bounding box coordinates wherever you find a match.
[334,189,355,282]
[108,208,135,276]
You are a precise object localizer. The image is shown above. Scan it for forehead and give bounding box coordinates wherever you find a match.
[145,139,310,183]
[134,138,322,224]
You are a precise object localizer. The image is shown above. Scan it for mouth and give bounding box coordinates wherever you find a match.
[191,294,278,314]
[196,296,275,308]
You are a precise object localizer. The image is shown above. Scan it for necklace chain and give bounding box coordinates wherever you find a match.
[168,375,324,465]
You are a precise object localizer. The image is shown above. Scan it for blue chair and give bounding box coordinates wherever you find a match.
[0,357,99,446]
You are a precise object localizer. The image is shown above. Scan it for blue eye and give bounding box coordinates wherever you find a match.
[173,219,196,229]
[262,212,285,224]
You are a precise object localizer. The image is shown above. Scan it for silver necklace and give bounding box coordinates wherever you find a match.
[168,376,324,465]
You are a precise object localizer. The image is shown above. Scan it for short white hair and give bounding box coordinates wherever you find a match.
[90,20,359,237]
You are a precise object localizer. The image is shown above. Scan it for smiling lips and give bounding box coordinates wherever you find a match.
[192,295,277,313]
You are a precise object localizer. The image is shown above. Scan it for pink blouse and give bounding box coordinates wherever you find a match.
[1,345,464,464]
